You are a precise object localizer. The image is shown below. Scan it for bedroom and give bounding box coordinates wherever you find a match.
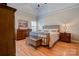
[0,3,79,56]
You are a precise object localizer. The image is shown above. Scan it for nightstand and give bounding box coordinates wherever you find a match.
[59,33,71,43]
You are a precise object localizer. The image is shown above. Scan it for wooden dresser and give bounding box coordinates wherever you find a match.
[17,29,27,40]
[59,33,71,43]
[0,4,16,55]
[17,29,32,40]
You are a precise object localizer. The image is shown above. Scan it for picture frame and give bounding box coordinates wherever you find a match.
[18,20,28,29]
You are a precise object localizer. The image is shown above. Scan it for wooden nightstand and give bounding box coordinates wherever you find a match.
[59,33,71,43]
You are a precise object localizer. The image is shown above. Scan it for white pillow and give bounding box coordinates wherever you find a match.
[49,29,59,32]
[43,29,49,32]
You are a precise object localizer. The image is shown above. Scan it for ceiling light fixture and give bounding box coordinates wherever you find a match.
[37,3,47,7]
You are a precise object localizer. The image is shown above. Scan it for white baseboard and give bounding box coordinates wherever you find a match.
[71,40,79,43]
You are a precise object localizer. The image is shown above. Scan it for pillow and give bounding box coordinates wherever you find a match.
[43,29,49,32]
[49,29,59,32]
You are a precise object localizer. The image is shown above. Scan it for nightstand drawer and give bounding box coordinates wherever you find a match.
[59,33,71,43]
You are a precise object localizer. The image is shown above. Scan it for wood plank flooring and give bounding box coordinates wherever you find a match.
[16,39,79,56]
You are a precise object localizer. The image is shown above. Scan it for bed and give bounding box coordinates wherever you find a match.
[41,25,60,47]
[29,25,60,48]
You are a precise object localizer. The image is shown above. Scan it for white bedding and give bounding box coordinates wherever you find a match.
[49,32,59,48]
[38,29,59,47]
[37,31,59,47]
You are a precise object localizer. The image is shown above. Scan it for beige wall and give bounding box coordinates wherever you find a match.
[7,4,38,30]
[38,5,79,42]
[15,10,38,30]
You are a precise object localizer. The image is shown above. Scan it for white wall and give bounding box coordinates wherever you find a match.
[38,5,79,42]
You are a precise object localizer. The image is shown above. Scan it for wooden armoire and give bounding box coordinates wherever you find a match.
[0,4,16,55]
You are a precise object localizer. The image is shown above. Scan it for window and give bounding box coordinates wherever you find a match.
[31,21,37,31]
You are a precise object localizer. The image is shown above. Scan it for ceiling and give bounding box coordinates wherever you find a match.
[8,3,38,16]
[7,3,77,17]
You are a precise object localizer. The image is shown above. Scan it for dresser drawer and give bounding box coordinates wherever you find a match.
[17,29,27,40]
[59,33,71,43]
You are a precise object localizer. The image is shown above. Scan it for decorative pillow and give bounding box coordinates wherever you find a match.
[43,29,49,32]
[49,29,58,32]
[49,29,59,32]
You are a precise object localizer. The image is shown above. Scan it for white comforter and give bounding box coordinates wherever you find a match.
[49,32,59,48]
[37,31,59,47]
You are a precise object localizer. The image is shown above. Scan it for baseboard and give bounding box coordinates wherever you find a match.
[71,40,79,43]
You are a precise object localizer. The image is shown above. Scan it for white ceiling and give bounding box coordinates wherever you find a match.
[7,3,78,17]
[8,3,38,16]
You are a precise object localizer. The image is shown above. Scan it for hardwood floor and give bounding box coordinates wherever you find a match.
[16,39,79,56]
